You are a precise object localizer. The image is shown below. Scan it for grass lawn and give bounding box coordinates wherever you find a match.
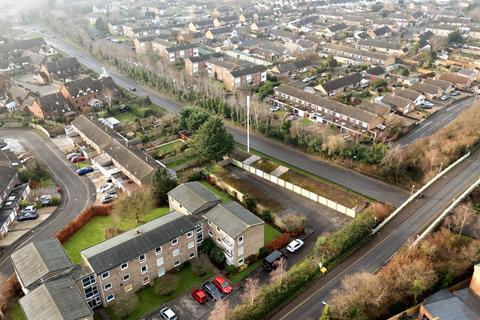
[108,265,213,320]
[63,208,170,264]
[252,158,279,173]
[297,118,314,126]
[165,155,197,169]
[265,224,281,246]
[7,299,25,320]
[201,181,230,203]
[154,139,184,158]
[75,160,92,170]
[115,111,137,123]
[230,261,261,284]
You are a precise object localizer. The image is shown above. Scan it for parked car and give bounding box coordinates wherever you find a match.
[22,206,37,214]
[269,105,281,112]
[97,183,113,193]
[287,239,304,253]
[17,210,39,222]
[192,288,208,304]
[450,91,460,96]
[56,186,61,193]
[213,276,232,295]
[440,95,450,101]
[263,250,287,272]
[129,86,137,92]
[77,167,94,176]
[286,114,298,121]
[101,194,117,204]
[71,156,86,163]
[160,307,177,320]
[422,101,434,107]
[39,195,52,206]
[67,152,81,160]
[202,282,222,301]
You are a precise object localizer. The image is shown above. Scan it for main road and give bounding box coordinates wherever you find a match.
[272,148,480,320]
[0,128,96,276]
[44,35,409,206]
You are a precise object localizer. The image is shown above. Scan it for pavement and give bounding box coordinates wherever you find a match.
[38,31,409,207]
[0,128,96,276]
[271,148,480,320]
[396,95,475,146]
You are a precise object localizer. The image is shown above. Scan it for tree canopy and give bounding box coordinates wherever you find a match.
[151,168,178,206]
[179,106,210,132]
[193,118,234,161]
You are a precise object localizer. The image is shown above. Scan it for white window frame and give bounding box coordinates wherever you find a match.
[173,248,180,257]
[141,265,148,274]
[155,246,162,255]
[122,273,130,282]
[171,238,178,246]
[121,262,128,270]
[189,252,195,259]
[142,276,150,285]
[238,235,244,244]
[106,294,115,302]
[104,283,112,291]
[174,260,180,267]
[101,271,110,280]
[187,231,193,238]
[139,254,146,263]
[238,258,244,265]
[188,241,195,249]
[158,267,165,277]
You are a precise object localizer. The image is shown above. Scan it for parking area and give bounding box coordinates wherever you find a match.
[14,73,59,95]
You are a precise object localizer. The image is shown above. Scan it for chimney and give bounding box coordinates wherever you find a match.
[470,263,480,295]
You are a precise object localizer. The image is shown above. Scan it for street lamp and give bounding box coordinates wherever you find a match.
[346,155,356,191]
[410,184,415,197]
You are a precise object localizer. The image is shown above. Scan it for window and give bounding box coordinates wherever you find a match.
[173,248,180,257]
[171,238,178,246]
[188,241,195,249]
[208,230,213,237]
[106,294,115,302]
[142,276,150,285]
[122,274,130,282]
[156,256,164,266]
[187,231,193,238]
[158,267,165,277]
[155,246,162,255]
[125,284,133,292]
[141,265,148,274]
[238,236,244,244]
[104,283,112,291]
[217,226,221,232]
[82,275,96,288]
[120,262,128,270]
[189,252,195,259]
[217,238,221,243]
[101,271,110,280]
[238,258,244,265]
[208,220,212,226]
[139,254,146,263]
[174,260,180,267]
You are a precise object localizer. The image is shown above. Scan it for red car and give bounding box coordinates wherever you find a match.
[192,288,208,304]
[71,156,86,163]
[213,276,232,295]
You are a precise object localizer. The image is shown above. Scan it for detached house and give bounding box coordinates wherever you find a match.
[367,26,391,39]
[410,82,443,100]
[60,77,102,112]
[381,93,415,114]
[394,88,425,106]
[207,58,267,91]
[424,78,454,94]
[39,57,79,83]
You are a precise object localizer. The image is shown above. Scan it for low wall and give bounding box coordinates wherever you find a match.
[230,159,357,218]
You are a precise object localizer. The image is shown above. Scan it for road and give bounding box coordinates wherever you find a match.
[0,128,96,276]
[44,34,409,206]
[396,96,475,146]
[272,148,480,320]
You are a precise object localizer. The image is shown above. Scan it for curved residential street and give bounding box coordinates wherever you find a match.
[0,128,96,276]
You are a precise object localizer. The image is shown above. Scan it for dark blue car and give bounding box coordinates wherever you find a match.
[77,167,94,176]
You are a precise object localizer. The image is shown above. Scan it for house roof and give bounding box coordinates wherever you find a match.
[358,39,402,51]
[204,202,264,238]
[439,73,470,85]
[0,166,17,196]
[382,93,412,109]
[168,182,221,213]
[422,294,480,320]
[372,26,390,36]
[230,64,267,77]
[366,66,386,76]
[10,239,73,289]
[394,88,423,101]
[19,277,93,320]
[456,68,478,78]
[410,82,441,95]
[324,43,392,62]
[81,211,196,274]
[358,102,391,117]
[275,59,318,73]
[424,78,452,90]
[319,72,362,92]
[327,23,348,33]
[208,27,234,35]
[275,84,379,123]
[36,93,73,116]
[44,57,79,78]
[62,77,102,97]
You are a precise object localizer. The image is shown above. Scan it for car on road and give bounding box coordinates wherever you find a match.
[97,183,113,193]
[71,156,86,163]
[192,288,208,304]
[202,281,222,301]
[160,307,177,320]
[67,152,81,160]
[287,239,304,253]
[440,95,450,101]
[129,86,137,92]
[213,276,232,295]
[101,194,117,204]
[77,167,94,176]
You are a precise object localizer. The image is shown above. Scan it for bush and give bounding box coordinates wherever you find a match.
[50,197,61,206]
[202,238,215,255]
[210,246,226,265]
[246,254,258,265]
[281,214,305,233]
[226,265,237,275]
[105,226,120,239]
[262,210,272,223]
[243,193,257,212]
[19,199,29,209]
[259,247,269,259]
[154,273,178,296]
[187,170,205,182]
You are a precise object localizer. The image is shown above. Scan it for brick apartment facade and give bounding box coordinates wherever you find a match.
[152,40,199,63]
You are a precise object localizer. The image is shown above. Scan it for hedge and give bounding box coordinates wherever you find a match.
[55,204,112,243]
[1,274,22,316]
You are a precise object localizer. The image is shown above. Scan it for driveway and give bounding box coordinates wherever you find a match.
[0,128,96,276]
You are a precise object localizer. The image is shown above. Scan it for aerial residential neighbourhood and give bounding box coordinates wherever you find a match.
[1,0,480,320]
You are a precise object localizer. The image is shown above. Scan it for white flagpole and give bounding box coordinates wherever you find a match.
[247,95,250,153]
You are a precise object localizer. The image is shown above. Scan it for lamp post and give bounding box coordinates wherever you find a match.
[247,95,250,153]
[346,155,356,191]
[410,184,415,197]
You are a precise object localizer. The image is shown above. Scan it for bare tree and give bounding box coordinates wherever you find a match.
[241,278,259,305]
[270,257,287,287]
[208,299,230,320]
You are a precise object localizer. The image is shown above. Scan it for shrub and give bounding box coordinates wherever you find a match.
[281,214,305,233]
[226,265,237,275]
[105,226,120,239]
[245,254,258,265]
[259,247,269,259]
[202,238,215,255]
[19,199,29,209]
[50,197,61,206]
[154,273,178,296]
[210,246,226,265]
[243,194,257,212]
[262,210,272,223]
[187,170,205,182]
[0,274,21,316]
